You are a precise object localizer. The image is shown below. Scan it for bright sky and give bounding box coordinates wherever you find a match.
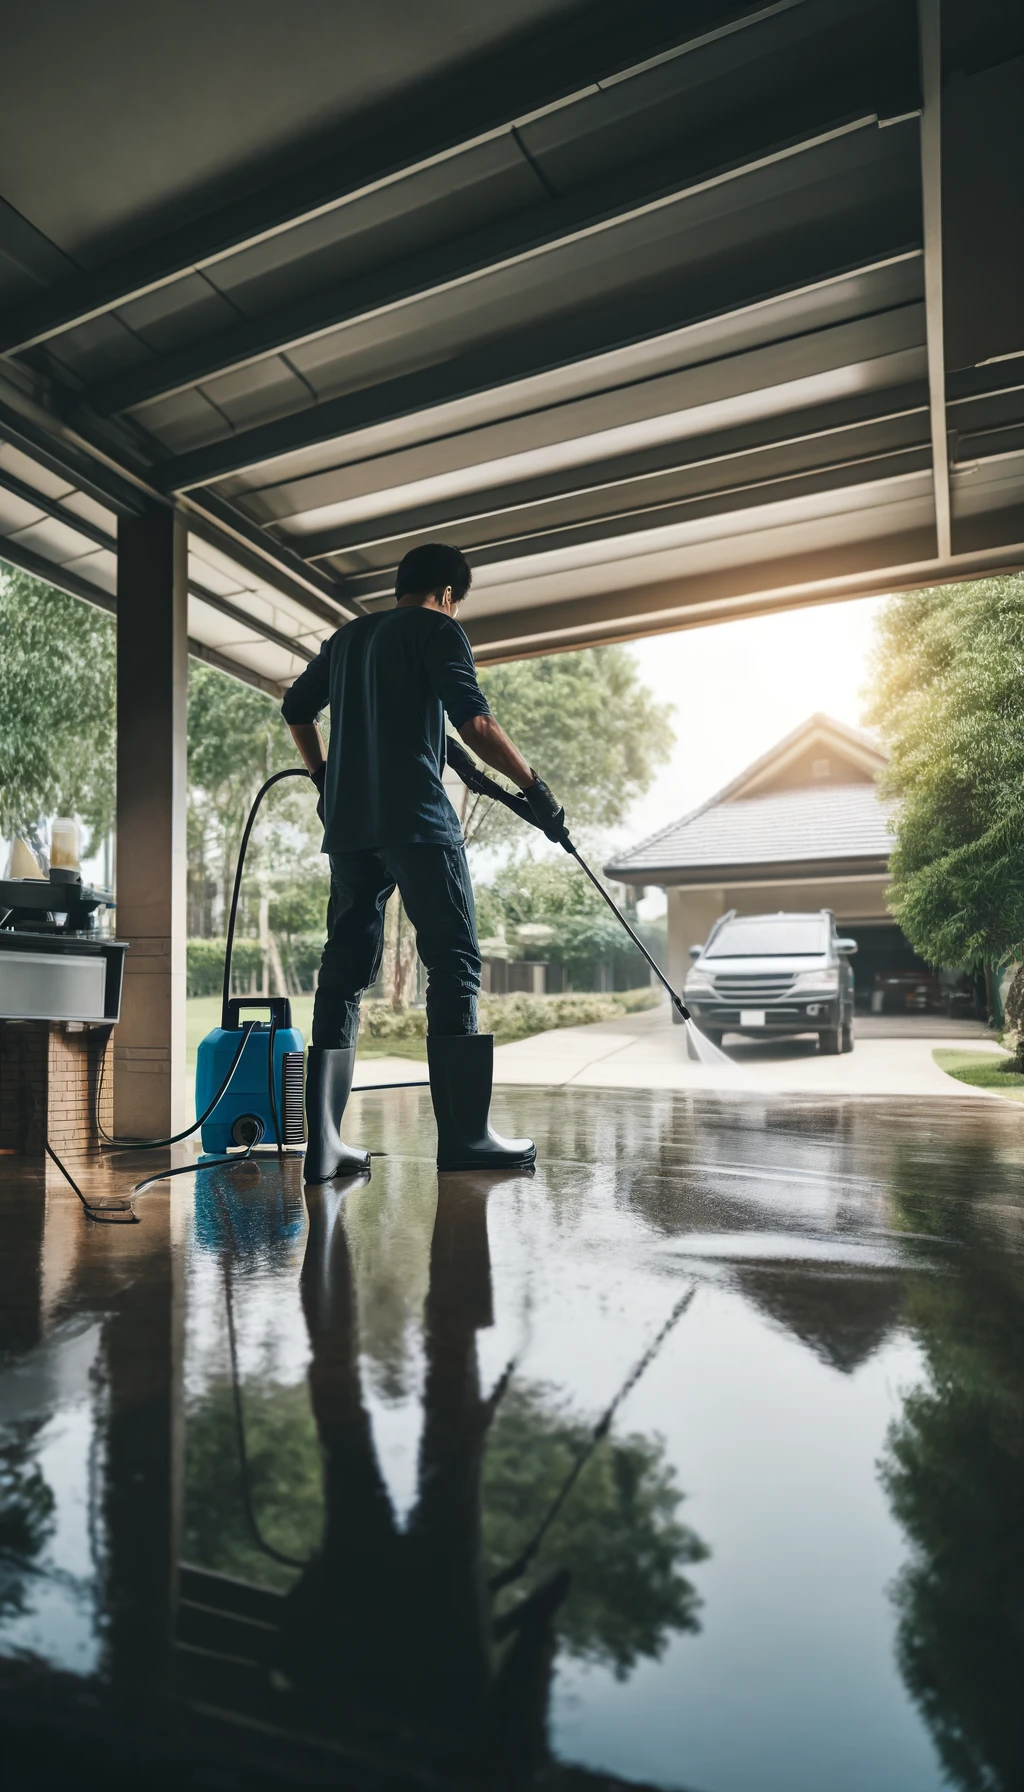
[620,594,886,852]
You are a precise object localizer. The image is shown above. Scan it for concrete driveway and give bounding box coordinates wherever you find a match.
[351,1006,1008,1101]
[489,1004,1007,1099]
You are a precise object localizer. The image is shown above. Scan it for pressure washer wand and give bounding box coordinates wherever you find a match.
[559,836,689,1022]
[445,738,689,1021]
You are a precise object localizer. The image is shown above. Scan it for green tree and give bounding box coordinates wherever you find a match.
[479,856,660,977]
[458,646,674,851]
[187,661,325,941]
[0,567,115,848]
[865,576,1024,970]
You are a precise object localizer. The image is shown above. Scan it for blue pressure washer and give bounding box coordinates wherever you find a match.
[196,995,305,1153]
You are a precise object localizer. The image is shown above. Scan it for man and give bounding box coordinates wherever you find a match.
[282,541,567,1181]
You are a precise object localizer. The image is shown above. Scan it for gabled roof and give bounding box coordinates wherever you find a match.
[716,712,886,800]
[606,713,894,884]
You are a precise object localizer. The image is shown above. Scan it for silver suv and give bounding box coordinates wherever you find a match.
[684,910,856,1054]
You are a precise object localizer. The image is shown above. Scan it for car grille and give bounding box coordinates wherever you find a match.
[712,973,797,1001]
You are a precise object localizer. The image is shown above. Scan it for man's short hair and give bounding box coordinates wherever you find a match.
[395,542,472,604]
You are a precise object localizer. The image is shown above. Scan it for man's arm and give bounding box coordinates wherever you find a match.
[281,634,333,796]
[426,618,567,839]
[287,721,327,779]
[457,713,535,789]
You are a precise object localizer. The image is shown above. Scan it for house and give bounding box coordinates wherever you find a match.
[605,714,929,1005]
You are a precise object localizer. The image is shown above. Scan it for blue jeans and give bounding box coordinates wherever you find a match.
[312,844,481,1049]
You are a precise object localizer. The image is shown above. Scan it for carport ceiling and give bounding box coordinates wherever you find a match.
[1,0,1023,692]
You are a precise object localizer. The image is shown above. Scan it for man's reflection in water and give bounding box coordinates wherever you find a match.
[278,1170,568,1785]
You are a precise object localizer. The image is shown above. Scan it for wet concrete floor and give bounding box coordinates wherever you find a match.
[1,1084,1023,1791]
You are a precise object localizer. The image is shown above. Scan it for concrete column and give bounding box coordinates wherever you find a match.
[115,506,188,1137]
[667,887,726,991]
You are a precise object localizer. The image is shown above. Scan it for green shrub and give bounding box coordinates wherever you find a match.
[482,992,618,1038]
[188,933,326,997]
[360,1001,427,1043]
[356,991,659,1048]
[616,986,662,1014]
[481,987,659,1041]
[357,988,660,1045]
[187,937,264,997]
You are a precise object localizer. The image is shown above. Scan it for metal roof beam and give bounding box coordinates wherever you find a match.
[0,534,293,699]
[181,490,364,624]
[155,249,925,494]
[0,425,355,636]
[0,372,362,629]
[0,1,810,359]
[0,464,117,552]
[188,578,316,664]
[185,640,287,700]
[322,445,934,601]
[463,533,1024,664]
[298,384,931,562]
[918,0,951,558]
[0,394,147,516]
[0,474,321,664]
[87,113,881,420]
[0,534,118,611]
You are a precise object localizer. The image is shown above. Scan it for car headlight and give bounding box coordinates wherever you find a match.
[793,968,840,992]
[685,972,716,995]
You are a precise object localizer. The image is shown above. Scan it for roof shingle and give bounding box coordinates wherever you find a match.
[608,783,895,878]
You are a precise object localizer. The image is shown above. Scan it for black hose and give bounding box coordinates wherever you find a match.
[221,768,309,1029]
[45,1140,138,1224]
[89,764,309,1154]
[266,1006,283,1156]
[94,1019,257,1151]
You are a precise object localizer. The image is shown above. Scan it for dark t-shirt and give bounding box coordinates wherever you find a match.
[280,606,490,851]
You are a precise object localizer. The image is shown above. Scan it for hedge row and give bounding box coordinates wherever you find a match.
[187,935,324,997]
[357,986,659,1047]
[189,938,665,1005]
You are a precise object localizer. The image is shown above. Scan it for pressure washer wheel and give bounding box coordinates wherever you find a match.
[231,1115,265,1148]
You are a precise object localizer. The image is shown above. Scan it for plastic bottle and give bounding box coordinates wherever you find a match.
[50,817,81,872]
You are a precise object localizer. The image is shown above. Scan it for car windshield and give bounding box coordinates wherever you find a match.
[706,920,828,958]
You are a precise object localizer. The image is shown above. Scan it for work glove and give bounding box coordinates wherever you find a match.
[524,776,569,845]
[310,763,327,824]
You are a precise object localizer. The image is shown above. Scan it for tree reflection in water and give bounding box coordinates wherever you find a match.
[882,1143,1024,1792]
[0,1421,56,1621]
[484,1382,704,1680]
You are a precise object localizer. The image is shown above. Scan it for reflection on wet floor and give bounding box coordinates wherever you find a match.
[2,1086,1024,1790]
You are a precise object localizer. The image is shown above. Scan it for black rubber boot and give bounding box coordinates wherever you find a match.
[427,1033,536,1172]
[303,1047,370,1183]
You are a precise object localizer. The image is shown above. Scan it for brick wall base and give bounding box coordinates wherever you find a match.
[0,1020,114,1156]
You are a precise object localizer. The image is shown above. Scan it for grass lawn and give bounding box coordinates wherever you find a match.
[185,996,425,1073]
[933,1048,1024,1103]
